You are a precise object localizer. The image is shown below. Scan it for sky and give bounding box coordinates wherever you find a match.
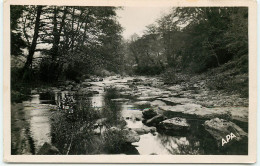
[116,7,172,40]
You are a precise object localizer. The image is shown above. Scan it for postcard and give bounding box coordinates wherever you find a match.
[3,0,257,163]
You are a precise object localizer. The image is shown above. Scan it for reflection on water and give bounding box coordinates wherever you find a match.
[121,105,144,128]
[22,94,53,153]
[133,133,170,155]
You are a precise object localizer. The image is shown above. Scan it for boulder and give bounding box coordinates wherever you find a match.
[84,78,92,82]
[133,78,143,82]
[122,128,140,143]
[65,80,74,86]
[133,101,151,106]
[150,100,167,107]
[157,97,194,105]
[37,142,60,155]
[145,114,167,126]
[81,82,92,88]
[95,118,107,126]
[158,117,190,132]
[132,126,156,135]
[107,127,140,143]
[158,104,233,120]
[111,98,129,102]
[135,117,141,121]
[142,108,158,119]
[204,118,248,147]
[91,90,100,94]
[66,85,73,90]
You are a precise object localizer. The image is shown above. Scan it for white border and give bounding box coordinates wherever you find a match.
[3,0,257,163]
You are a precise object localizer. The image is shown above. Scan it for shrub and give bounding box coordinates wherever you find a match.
[51,95,101,154]
[134,65,164,75]
[102,87,126,128]
[206,74,248,98]
[161,68,190,84]
[101,129,126,154]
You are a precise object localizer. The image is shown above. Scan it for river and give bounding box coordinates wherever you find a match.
[11,75,248,155]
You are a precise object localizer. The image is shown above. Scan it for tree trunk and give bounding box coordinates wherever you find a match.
[23,6,43,74]
[70,7,76,53]
[51,6,67,60]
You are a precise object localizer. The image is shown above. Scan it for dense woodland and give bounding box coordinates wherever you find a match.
[11,6,248,99]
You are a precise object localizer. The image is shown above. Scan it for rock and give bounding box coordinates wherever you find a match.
[158,97,194,105]
[64,80,73,86]
[142,108,158,119]
[133,101,151,106]
[132,126,156,135]
[133,78,143,82]
[151,81,164,87]
[71,85,80,91]
[136,96,159,101]
[150,100,167,106]
[150,153,158,155]
[37,142,60,155]
[91,91,100,94]
[91,78,99,82]
[122,128,140,143]
[107,127,140,143]
[158,117,190,132]
[95,118,107,126]
[158,104,233,120]
[212,107,248,123]
[145,114,167,126]
[66,85,73,90]
[84,78,92,82]
[81,82,92,88]
[135,117,141,121]
[167,85,183,92]
[31,89,37,94]
[204,118,248,147]
[111,98,129,102]
[109,126,120,132]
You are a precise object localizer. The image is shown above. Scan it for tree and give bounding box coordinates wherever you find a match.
[10,6,26,56]
[22,6,43,79]
[12,5,123,82]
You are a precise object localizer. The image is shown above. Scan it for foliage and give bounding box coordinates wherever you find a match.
[206,55,248,98]
[101,129,127,154]
[11,5,123,82]
[102,87,126,127]
[51,88,128,154]
[126,7,248,74]
[51,96,101,154]
[10,5,26,56]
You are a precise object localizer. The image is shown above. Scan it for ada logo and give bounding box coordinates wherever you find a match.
[222,132,236,146]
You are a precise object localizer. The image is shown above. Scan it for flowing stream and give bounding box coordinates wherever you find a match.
[12,76,247,155]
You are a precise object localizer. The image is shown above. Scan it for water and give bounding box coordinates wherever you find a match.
[21,94,54,153]
[13,76,200,155]
[12,76,247,155]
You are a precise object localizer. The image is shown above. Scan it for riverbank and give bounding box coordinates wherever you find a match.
[11,66,248,155]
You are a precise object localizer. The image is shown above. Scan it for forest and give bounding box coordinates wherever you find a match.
[11,6,248,90]
[11,6,249,155]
